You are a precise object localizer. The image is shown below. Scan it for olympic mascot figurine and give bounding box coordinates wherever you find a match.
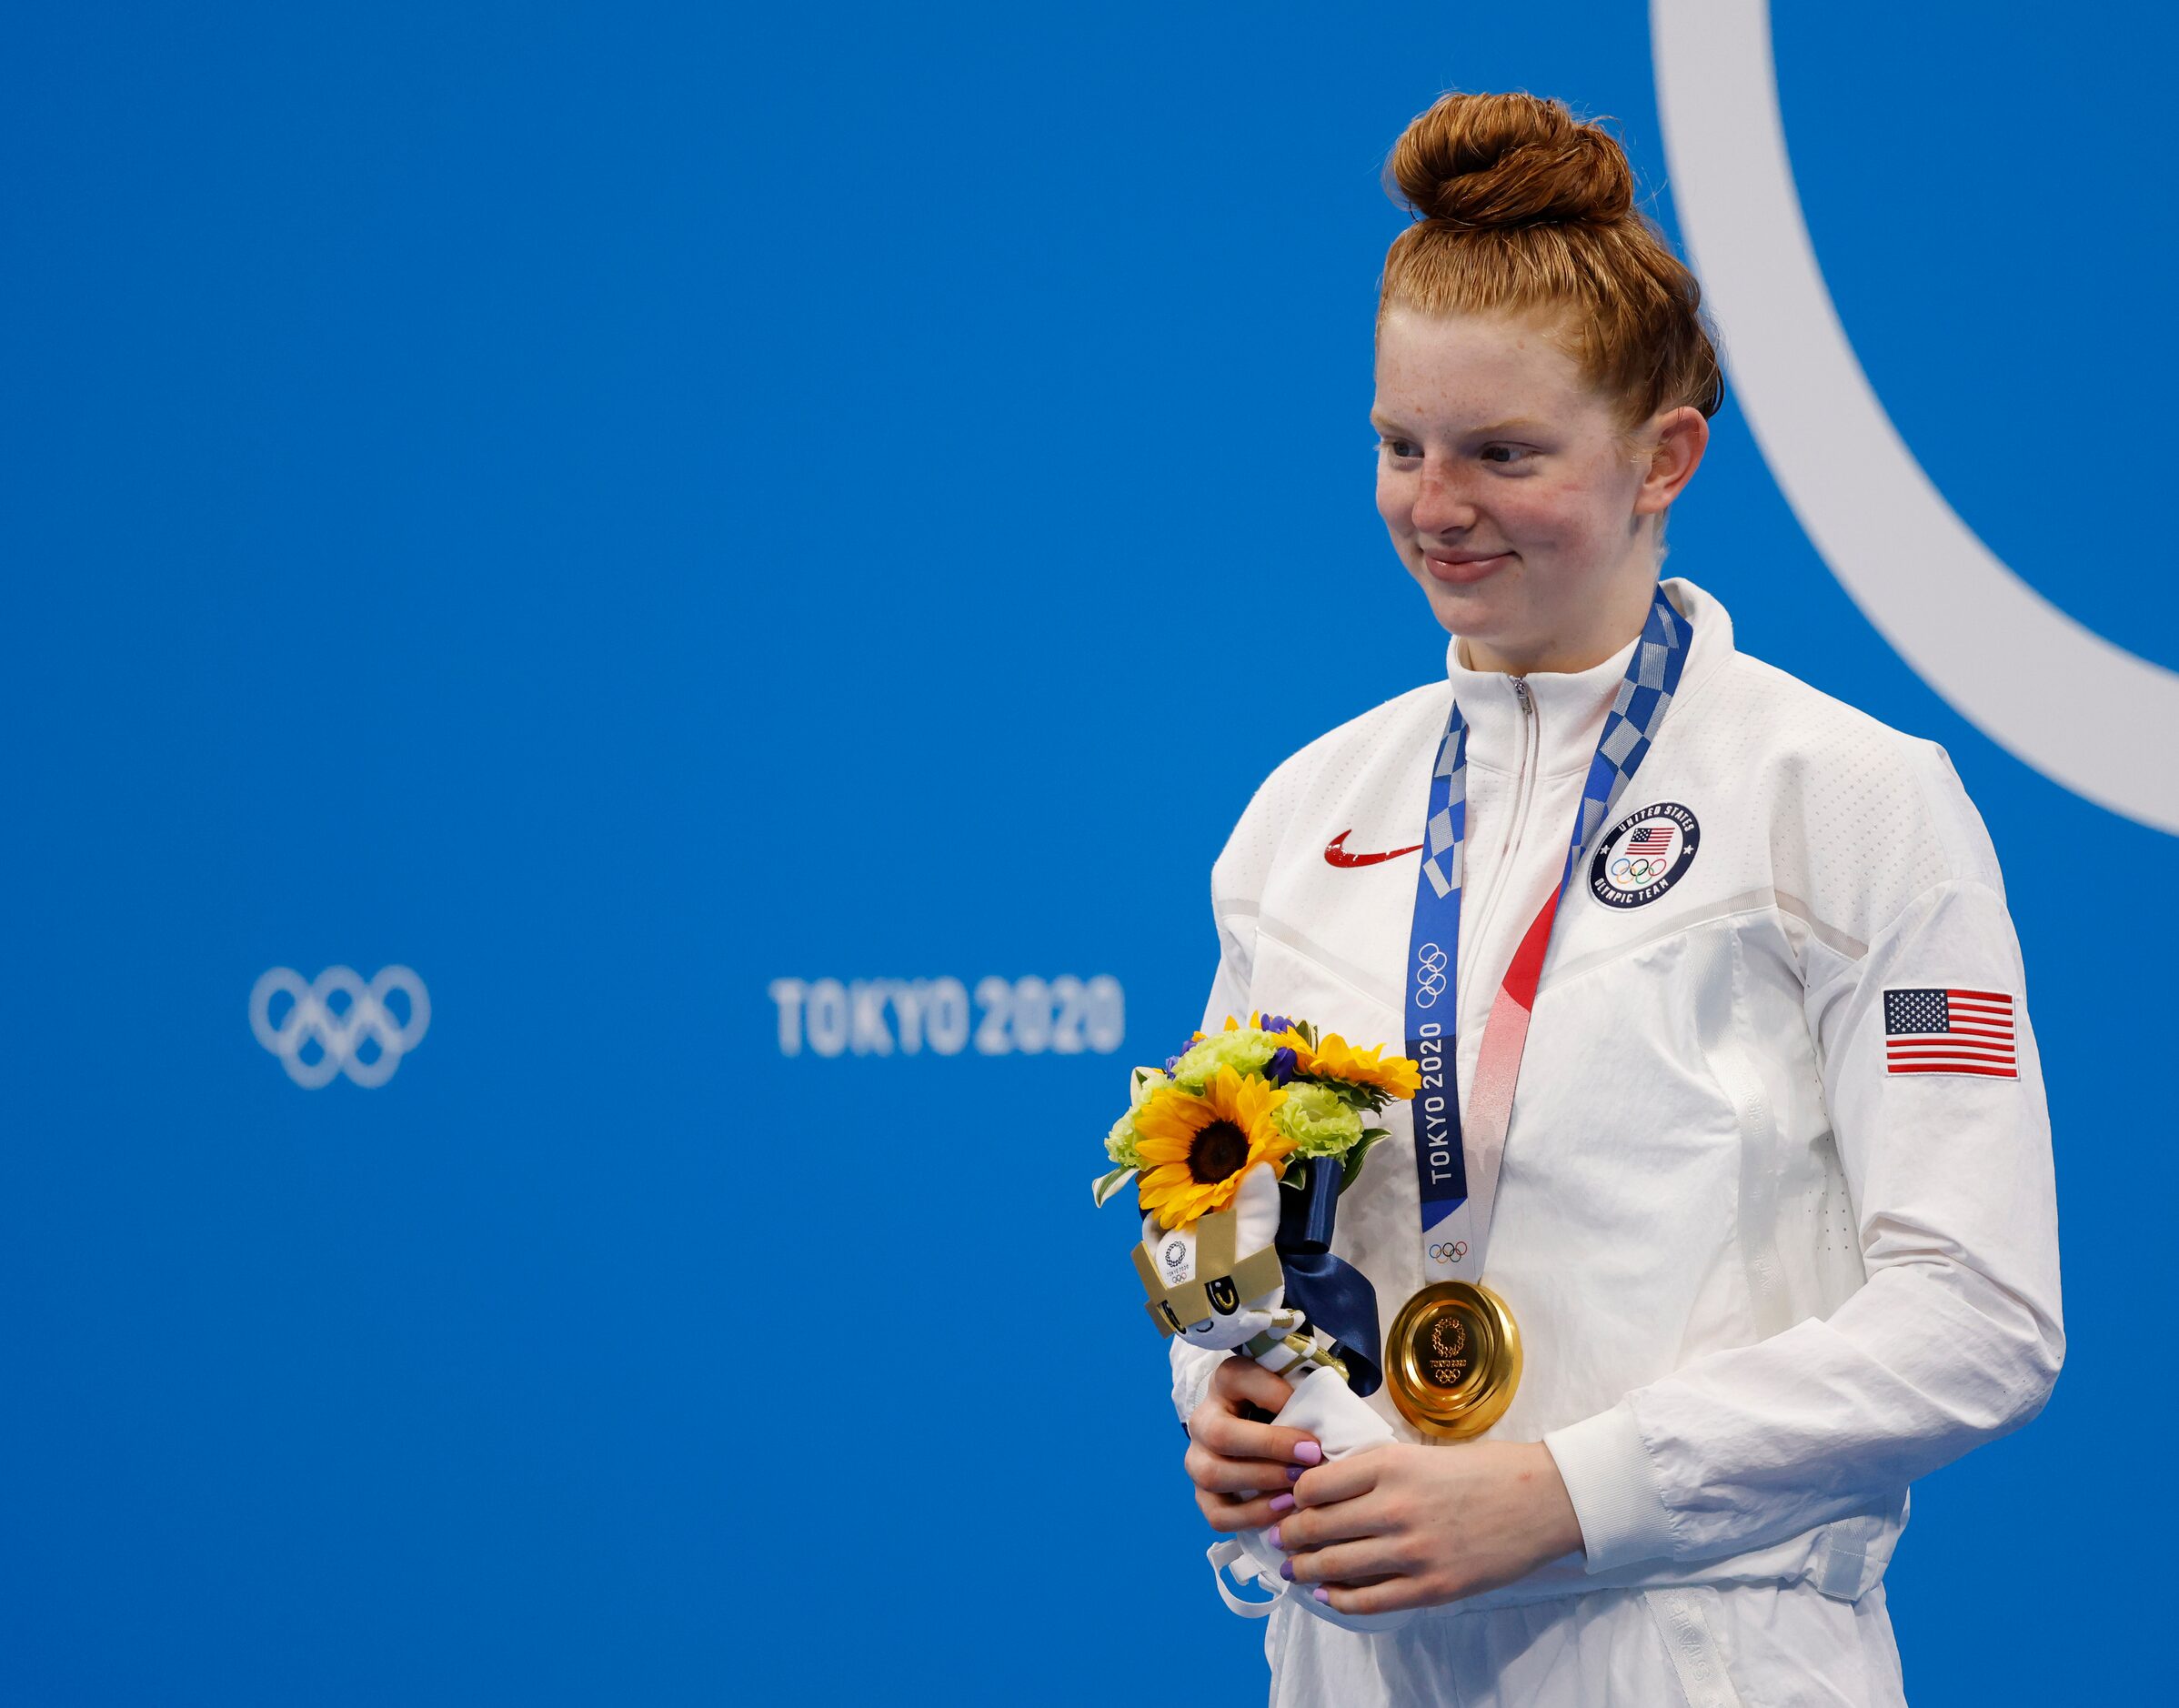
[1093,1017,1421,1633]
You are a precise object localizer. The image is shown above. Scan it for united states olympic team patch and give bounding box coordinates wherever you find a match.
[1589,802,1700,909]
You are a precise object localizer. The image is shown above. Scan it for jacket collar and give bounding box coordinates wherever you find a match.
[1441,575,1735,778]
[1657,575,1736,708]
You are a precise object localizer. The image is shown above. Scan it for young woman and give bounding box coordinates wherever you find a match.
[1169,91,2062,1705]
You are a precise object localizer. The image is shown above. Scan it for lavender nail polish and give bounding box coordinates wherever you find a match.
[1266,1525,1282,1549]
[1291,1441,1323,1466]
[1311,1587,1330,1604]
[1269,1493,1295,1516]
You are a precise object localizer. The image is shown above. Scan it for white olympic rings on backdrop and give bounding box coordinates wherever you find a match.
[1652,0,2179,833]
[250,965,431,1088]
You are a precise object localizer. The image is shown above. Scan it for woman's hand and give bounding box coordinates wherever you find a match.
[1183,1356,1321,1533]
[1271,1441,1583,1614]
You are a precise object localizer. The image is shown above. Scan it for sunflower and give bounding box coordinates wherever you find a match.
[1301,1032,1421,1100]
[1133,1065,1294,1231]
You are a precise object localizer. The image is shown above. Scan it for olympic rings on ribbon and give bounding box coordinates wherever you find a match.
[1413,941,1449,1008]
[1427,1240,1468,1262]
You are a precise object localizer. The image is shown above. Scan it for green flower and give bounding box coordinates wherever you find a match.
[1170,1028,1280,1092]
[1105,1110,1145,1170]
[1270,1081,1365,1158]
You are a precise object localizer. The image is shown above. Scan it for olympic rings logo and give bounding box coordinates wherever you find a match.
[1413,942,1449,1008]
[1611,856,1669,881]
[1427,1240,1469,1263]
[1163,1241,1188,1270]
[250,965,431,1089]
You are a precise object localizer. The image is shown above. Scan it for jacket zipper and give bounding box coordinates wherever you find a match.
[1456,677,1539,1018]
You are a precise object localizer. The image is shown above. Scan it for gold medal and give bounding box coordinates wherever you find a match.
[1383,1280,1522,1440]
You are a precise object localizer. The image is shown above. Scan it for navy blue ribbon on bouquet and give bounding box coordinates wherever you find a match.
[1275,1155,1384,1397]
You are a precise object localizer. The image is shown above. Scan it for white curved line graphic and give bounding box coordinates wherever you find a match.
[1652,0,2179,833]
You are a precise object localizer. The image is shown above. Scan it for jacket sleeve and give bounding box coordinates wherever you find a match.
[1543,749,2064,1572]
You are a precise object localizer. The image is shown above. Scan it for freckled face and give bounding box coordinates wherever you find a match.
[1372,306,1662,673]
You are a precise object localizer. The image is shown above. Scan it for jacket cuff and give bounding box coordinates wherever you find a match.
[1542,1401,1677,1572]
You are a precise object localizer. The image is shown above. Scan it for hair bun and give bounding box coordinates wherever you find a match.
[1386,91,1633,230]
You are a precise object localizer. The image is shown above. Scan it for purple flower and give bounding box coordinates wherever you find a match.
[1266,1046,1300,1086]
[1259,1014,1297,1037]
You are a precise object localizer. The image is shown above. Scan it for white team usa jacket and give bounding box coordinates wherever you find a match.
[1170,575,2064,1612]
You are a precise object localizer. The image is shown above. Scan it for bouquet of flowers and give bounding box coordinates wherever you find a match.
[1091,1013,1414,1216]
[1094,1013,1424,1633]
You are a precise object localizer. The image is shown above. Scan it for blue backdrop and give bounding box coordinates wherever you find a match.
[4,4,2167,1702]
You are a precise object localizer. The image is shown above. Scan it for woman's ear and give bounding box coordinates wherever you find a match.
[1632,405,1709,517]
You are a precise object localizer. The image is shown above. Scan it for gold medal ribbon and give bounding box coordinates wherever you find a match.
[1390,588,1694,1438]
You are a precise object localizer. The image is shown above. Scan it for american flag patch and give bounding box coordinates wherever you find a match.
[1883,988,2017,1079]
[1626,824,1672,851]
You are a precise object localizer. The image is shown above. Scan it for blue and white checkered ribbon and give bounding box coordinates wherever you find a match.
[1407,586,1694,1251]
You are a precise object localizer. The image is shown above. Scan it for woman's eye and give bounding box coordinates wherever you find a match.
[1480,445,1531,466]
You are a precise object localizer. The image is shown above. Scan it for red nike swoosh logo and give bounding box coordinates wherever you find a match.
[1324,829,1424,869]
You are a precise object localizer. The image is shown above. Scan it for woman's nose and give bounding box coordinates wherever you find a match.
[1411,460,1480,534]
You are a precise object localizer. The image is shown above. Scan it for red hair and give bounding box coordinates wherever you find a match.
[1379,91,1723,432]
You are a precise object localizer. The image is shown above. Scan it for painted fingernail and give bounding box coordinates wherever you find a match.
[1266,1525,1282,1549]
[1269,1493,1295,1516]
[1285,1466,1304,1482]
[1292,1442,1323,1466]
[1279,1559,1294,1581]
[1312,1587,1330,1603]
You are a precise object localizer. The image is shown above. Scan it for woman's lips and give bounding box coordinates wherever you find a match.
[1422,551,1511,586]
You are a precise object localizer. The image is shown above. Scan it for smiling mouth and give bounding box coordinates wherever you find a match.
[1422,551,1512,586]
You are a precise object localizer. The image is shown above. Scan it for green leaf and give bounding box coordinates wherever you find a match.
[1298,1074,1391,1112]
[1339,1130,1391,1194]
[1090,1166,1138,1208]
